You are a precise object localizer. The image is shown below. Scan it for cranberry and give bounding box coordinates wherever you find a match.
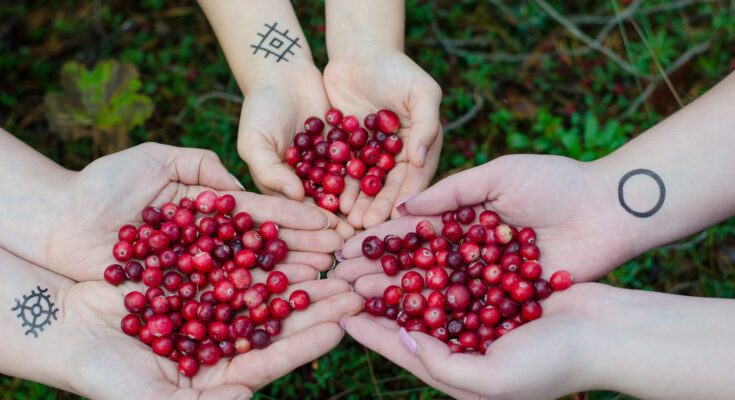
[113,240,133,262]
[325,108,343,126]
[423,306,447,328]
[251,329,271,349]
[467,278,487,299]
[494,224,515,244]
[346,159,366,179]
[481,264,503,285]
[445,284,471,311]
[178,355,199,377]
[359,175,382,196]
[259,221,279,241]
[521,300,543,321]
[264,319,282,336]
[455,207,476,224]
[365,297,387,316]
[318,194,340,212]
[327,127,349,143]
[142,206,163,226]
[328,141,350,163]
[121,314,141,335]
[363,113,378,131]
[234,337,252,354]
[381,255,399,276]
[249,303,270,324]
[500,253,522,272]
[360,146,381,165]
[266,271,289,294]
[519,244,540,260]
[412,248,435,269]
[147,315,174,337]
[382,135,403,155]
[376,109,400,133]
[427,290,446,308]
[533,279,553,299]
[323,174,345,194]
[459,242,480,263]
[361,236,385,259]
[230,316,255,339]
[405,319,428,333]
[118,224,138,243]
[285,147,300,166]
[501,272,522,292]
[269,298,291,320]
[499,298,519,318]
[294,132,313,151]
[197,342,222,366]
[442,221,463,243]
[348,128,369,149]
[550,270,573,291]
[289,290,310,310]
[242,230,263,251]
[104,264,126,285]
[304,116,325,135]
[426,266,448,290]
[400,271,425,293]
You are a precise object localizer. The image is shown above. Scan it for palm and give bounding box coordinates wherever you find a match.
[238,66,330,199]
[336,155,631,282]
[46,143,343,281]
[324,52,441,229]
[61,274,362,399]
[340,282,607,400]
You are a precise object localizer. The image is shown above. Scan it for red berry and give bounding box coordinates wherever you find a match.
[147,315,174,337]
[360,146,381,165]
[426,266,449,290]
[346,159,367,179]
[348,128,369,149]
[511,280,534,302]
[520,261,542,280]
[323,174,345,194]
[381,255,399,276]
[376,109,400,133]
[550,270,573,291]
[251,329,271,349]
[375,153,395,171]
[456,207,476,224]
[266,271,289,294]
[521,300,543,321]
[215,194,236,214]
[325,108,343,126]
[317,193,339,212]
[328,141,350,163]
[383,285,404,306]
[113,240,133,262]
[401,271,425,293]
[104,264,126,285]
[178,355,199,377]
[269,298,291,320]
[416,220,436,240]
[459,242,480,263]
[361,236,385,259]
[423,306,447,328]
[445,284,471,311]
[259,221,279,241]
[360,175,382,196]
[364,113,378,131]
[365,297,387,316]
[518,227,536,245]
[401,293,428,317]
[197,342,222,366]
[413,248,436,269]
[494,224,514,244]
[304,116,325,135]
[382,135,403,155]
[289,290,311,310]
[195,191,217,214]
[121,314,141,335]
[285,147,301,166]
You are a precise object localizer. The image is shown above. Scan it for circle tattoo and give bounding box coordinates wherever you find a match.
[618,169,666,218]
[12,286,59,338]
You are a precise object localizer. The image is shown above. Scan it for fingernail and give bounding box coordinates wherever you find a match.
[399,327,417,356]
[230,174,245,191]
[339,316,349,330]
[317,269,323,280]
[283,184,298,199]
[395,194,418,217]
[235,394,250,400]
[322,215,332,230]
[416,145,427,165]
[335,250,345,262]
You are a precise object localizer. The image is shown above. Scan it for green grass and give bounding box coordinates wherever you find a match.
[2,0,735,398]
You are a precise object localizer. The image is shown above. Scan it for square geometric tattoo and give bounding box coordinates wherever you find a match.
[251,22,302,63]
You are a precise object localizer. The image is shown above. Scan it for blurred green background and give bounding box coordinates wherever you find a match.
[2,0,735,399]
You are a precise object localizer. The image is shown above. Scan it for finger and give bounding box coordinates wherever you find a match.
[278,227,344,253]
[335,219,356,240]
[393,133,442,219]
[363,163,407,229]
[139,143,242,192]
[347,192,373,229]
[341,315,475,399]
[283,251,335,271]
[226,323,345,390]
[406,330,487,392]
[238,133,305,201]
[339,176,362,215]
[333,257,382,283]
[250,264,318,284]
[354,272,405,297]
[397,164,493,217]
[278,291,363,338]
[406,81,442,168]
[280,277,352,302]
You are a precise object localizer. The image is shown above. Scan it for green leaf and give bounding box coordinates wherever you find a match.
[507,132,531,149]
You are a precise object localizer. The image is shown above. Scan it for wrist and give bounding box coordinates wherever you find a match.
[326,0,404,60]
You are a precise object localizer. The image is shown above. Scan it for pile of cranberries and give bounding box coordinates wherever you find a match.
[102,191,311,377]
[361,207,573,354]
[285,108,403,212]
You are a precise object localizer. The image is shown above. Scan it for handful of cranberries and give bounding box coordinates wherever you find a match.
[361,207,573,354]
[285,108,403,212]
[103,191,311,377]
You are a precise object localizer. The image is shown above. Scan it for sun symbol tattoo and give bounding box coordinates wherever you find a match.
[12,286,59,338]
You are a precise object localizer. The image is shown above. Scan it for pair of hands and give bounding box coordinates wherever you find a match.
[238,48,442,230]
[25,143,363,399]
[333,155,647,399]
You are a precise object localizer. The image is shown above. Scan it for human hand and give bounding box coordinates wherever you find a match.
[340,282,613,400]
[335,155,635,283]
[54,262,363,399]
[323,48,442,229]
[45,142,345,281]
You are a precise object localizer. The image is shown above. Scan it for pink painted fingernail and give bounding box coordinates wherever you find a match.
[335,250,345,262]
[395,194,418,216]
[339,316,349,330]
[399,327,417,356]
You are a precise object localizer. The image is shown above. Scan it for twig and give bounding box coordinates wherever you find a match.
[661,230,709,251]
[533,0,639,75]
[568,0,728,24]
[175,91,243,124]
[621,40,711,118]
[364,347,382,400]
[443,93,485,133]
[629,19,684,107]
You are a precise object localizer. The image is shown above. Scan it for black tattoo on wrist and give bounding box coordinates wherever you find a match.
[12,286,59,338]
[251,22,301,63]
[618,169,666,218]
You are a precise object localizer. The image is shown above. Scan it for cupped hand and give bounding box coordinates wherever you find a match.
[60,269,363,400]
[47,142,346,281]
[324,48,442,229]
[335,155,634,283]
[340,282,613,400]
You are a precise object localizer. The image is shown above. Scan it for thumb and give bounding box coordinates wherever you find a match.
[406,82,442,168]
[238,133,304,200]
[396,163,494,216]
[139,143,243,191]
[400,328,485,391]
[199,385,252,400]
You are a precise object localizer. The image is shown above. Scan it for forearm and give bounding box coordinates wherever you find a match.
[325,0,404,58]
[598,288,735,399]
[198,0,316,92]
[592,73,735,256]
[0,247,72,392]
[0,129,74,267]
